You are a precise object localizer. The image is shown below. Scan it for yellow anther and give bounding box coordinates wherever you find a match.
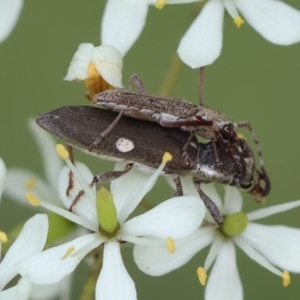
[0,231,8,243]
[237,133,245,140]
[155,0,166,9]
[197,267,207,286]
[166,237,175,254]
[87,62,99,79]
[26,193,41,206]
[25,177,37,189]
[282,270,291,287]
[162,152,172,164]
[255,195,266,203]
[234,16,245,28]
[56,144,69,160]
[61,246,75,260]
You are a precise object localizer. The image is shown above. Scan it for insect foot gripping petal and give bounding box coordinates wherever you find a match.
[194,181,223,226]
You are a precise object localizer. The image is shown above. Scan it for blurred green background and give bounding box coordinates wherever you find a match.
[0,0,300,299]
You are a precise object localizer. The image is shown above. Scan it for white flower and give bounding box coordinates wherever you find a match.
[5,119,63,207]
[177,0,300,68]
[0,0,23,43]
[101,0,300,68]
[17,148,205,300]
[64,43,123,99]
[0,158,6,202]
[0,214,48,300]
[134,179,300,299]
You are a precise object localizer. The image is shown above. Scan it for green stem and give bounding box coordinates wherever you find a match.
[80,245,104,300]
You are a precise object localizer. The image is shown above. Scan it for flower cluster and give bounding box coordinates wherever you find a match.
[1,0,300,299]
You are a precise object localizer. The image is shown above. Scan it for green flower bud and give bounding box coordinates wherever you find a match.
[222,212,249,237]
[96,187,118,234]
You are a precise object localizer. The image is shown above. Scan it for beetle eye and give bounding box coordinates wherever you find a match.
[240,182,253,190]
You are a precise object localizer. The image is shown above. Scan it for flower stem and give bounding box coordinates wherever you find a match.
[80,245,104,300]
[159,54,182,96]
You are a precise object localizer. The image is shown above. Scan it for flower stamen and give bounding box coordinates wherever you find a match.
[26,193,41,206]
[56,144,69,160]
[155,0,166,10]
[25,177,37,189]
[0,231,7,243]
[166,237,175,254]
[61,246,75,260]
[197,267,207,286]
[234,16,245,28]
[237,133,245,140]
[162,152,172,164]
[282,270,291,287]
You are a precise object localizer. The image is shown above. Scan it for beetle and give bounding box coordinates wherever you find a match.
[93,74,268,188]
[37,106,269,225]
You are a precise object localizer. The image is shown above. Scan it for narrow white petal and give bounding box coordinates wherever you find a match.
[157,0,199,3]
[38,199,97,232]
[0,214,48,290]
[64,43,94,80]
[0,276,31,300]
[101,0,149,56]
[5,169,59,206]
[241,223,300,272]
[203,236,223,271]
[28,119,63,190]
[0,158,6,201]
[247,200,300,221]
[234,234,281,276]
[17,234,101,285]
[58,164,97,223]
[96,241,136,300]
[223,186,243,215]
[0,0,23,43]
[123,196,204,239]
[235,0,300,45]
[133,228,215,276]
[91,45,123,88]
[205,241,243,300]
[178,0,224,68]
[112,161,163,223]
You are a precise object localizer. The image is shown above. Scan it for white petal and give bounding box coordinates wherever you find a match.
[0,158,6,201]
[223,185,243,215]
[133,228,215,276]
[30,276,72,300]
[205,241,243,300]
[242,223,300,272]
[112,161,163,223]
[180,177,223,222]
[111,162,149,221]
[234,234,281,276]
[101,0,149,56]
[5,169,59,206]
[58,163,97,223]
[235,0,300,45]
[123,196,204,239]
[0,276,31,300]
[28,119,63,190]
[178,0,224,68]
[0,214,48,290]
[17,233,101,285]
[247,199,300,221]
[0,0,23,43]
[64,43,94,80]
[91,45,123,87]
[96,241,136,300]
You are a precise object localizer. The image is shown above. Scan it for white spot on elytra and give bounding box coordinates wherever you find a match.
[116,138,134,153]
